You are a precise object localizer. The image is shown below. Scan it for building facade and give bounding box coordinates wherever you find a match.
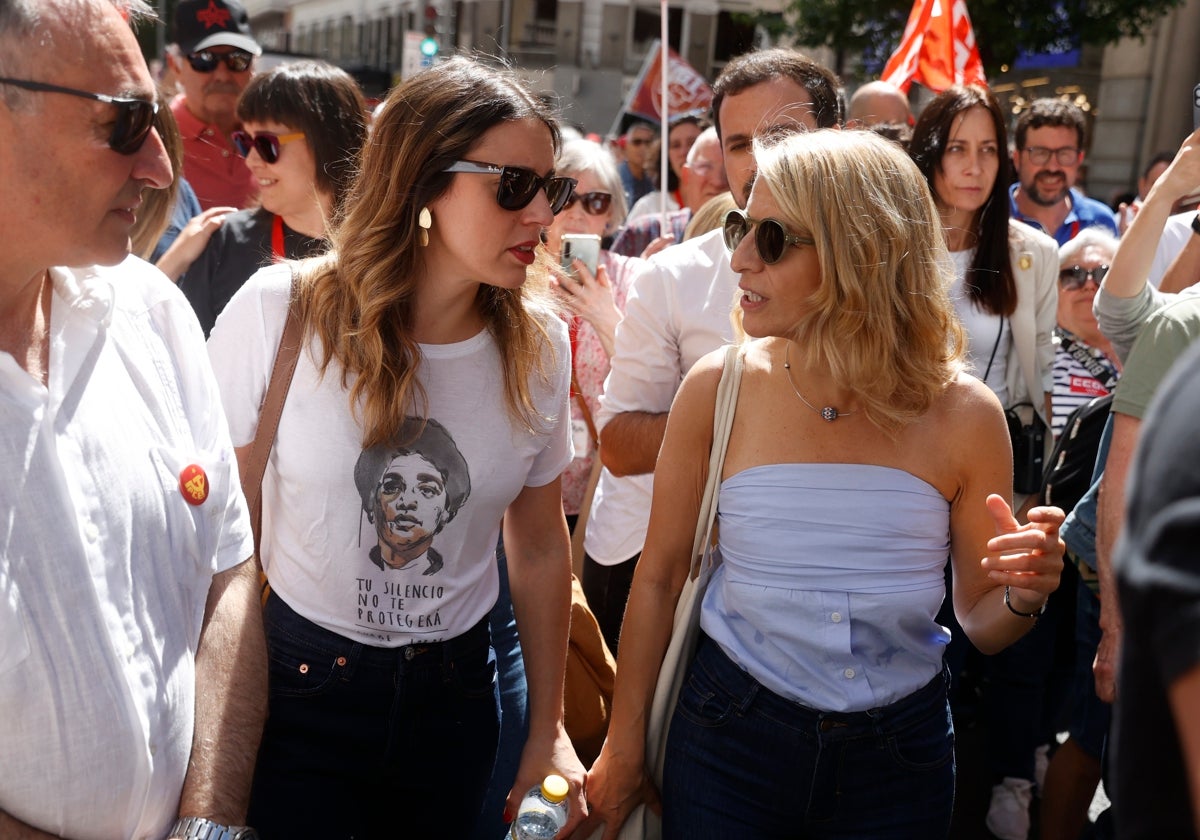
[241,0,1198,196]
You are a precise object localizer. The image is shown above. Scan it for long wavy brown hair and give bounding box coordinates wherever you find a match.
[294,56,562,448]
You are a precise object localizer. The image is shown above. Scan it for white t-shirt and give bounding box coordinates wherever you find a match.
[0,257,253,840]
[950,248,1012,407]
[1146,212,1193,289]
[209,263,573,646]
[586,228,739,564]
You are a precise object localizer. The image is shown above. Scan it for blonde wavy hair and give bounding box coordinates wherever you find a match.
[748,129,965,434]
[294,56,562,448]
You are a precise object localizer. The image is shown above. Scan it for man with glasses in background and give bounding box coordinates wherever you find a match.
[0,1,266,838]
[169,0,261,210]
[1009,97,1118,245]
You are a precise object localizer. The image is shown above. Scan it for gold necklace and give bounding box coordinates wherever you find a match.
[782,343,855,422]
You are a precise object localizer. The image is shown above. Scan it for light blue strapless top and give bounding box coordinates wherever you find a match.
[701,463,952,713]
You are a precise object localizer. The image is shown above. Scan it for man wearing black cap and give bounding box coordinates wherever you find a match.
[169,0,261,210]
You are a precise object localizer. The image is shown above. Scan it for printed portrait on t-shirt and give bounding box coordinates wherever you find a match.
[353,417,471,576]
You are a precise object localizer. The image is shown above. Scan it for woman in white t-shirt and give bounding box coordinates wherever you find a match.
[208,56,586,838]
[909,85,1059,839]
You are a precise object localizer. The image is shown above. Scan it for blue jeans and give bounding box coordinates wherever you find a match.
[663,635,955,839]
[248,592,500,839]
[471,540,529,839]
[1067,576,1109,759]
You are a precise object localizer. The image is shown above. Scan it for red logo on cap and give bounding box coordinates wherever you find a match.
[196,0,232,30]
[179,464,210,506]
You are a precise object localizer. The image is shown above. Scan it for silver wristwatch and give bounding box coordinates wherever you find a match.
[169,817,260,840]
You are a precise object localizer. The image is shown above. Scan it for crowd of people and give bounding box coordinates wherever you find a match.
[3,0,1200,839]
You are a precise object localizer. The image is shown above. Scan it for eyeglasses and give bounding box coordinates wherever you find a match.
[231,130,305,164]
[562,191,612,216]
[627,136,652,146]
[1023,146,1082,167]
[0,76,158,155]
[443,160,577,214]
[722,208,814,265]
[185,49,254,74]
[1058,264,1109,290]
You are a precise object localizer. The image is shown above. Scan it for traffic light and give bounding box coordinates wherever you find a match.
[420,35,439,60]
[420,3,439,65]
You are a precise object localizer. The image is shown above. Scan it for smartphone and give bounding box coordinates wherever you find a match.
[1194,83,1200,131]
[560,233,601,280]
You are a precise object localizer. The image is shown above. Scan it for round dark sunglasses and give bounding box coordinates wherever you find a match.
[0,77,157,155]
[185,49,254,74]
[444,160,577,214]
[1058,264,1109,290]
[231,130,305,164]
[722,208,814,265]
[563,191,613,216]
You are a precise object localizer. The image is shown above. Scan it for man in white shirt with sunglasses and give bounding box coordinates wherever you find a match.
[0,1,266,837]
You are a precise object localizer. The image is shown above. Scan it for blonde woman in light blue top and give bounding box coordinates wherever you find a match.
[583,130,1067,840]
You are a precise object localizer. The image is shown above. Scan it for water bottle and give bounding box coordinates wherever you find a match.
[508,774,570,839]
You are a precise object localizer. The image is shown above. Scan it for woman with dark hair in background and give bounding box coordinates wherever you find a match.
[909,84,1060,840]
[178,60,368,334]
[207,56,586,837]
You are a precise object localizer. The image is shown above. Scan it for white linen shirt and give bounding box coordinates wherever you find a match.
[585,228,739,564]
[0,258,253,840]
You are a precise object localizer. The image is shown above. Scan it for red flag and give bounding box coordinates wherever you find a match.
[881,0,986,94]
[622,41,712,124]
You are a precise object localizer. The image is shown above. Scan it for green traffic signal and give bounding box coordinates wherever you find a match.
[420,36,439,57]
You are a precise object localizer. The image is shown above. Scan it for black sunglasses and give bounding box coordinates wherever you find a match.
[722,208,814,265]
[1058,264,1109,290]
[185,49,254,73]
[0,76,157,155]
[231,130,305,164]
[444,160,577,214]
[563,191,613,216]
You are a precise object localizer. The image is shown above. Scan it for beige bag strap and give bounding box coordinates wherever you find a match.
[690,344,744,574]
[237,273,303,555]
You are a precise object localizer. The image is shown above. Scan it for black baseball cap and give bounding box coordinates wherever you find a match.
[173,0,261,56]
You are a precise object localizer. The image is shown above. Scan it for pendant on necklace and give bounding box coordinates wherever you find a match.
[820,406,839,422]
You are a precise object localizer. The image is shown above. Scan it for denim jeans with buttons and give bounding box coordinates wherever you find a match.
[247,592,500,838]
[662,634,955,840]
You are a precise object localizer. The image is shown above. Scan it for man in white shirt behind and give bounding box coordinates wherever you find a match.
[581,48,843,654]
[0,2,266,838]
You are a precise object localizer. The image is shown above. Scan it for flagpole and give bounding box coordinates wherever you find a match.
[659,0,669,231]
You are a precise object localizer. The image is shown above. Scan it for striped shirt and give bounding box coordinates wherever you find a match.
[1052,327,1119,437]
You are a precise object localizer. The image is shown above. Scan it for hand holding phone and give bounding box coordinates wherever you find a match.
[560,233,601,280]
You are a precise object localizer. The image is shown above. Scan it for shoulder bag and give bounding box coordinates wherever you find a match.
[617,342,744,840]
[235,274,302,588]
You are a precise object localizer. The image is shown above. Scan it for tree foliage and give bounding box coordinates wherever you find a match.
[778,0,1184,77]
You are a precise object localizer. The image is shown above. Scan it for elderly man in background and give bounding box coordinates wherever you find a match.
[168,0,261,210]
[846,79,911,128]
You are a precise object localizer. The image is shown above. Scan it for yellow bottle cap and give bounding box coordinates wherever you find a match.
[541,774,569,803]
